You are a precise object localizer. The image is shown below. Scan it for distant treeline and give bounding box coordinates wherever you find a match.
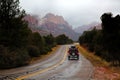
[0,0,73,69]
[79,13,120,66]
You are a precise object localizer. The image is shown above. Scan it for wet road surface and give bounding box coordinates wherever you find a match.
[0,45,94,80]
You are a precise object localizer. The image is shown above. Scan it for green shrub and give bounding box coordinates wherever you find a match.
[27,45,40,57]
[42,47,52,54]
[0,46,30,69]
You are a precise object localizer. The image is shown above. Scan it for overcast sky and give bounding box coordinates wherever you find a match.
[20,0,120,28]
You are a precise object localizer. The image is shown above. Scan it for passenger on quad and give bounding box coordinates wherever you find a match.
[68,46,79,60]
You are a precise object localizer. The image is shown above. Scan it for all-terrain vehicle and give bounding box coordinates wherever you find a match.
[68,46,79,60]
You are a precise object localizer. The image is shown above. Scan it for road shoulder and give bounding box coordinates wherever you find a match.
[77,45,120,80]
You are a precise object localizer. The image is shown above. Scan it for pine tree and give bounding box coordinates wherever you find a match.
[0,0,31,48]
[0,0,31,68]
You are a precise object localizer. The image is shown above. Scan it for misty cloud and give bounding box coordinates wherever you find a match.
[20,0,120,28]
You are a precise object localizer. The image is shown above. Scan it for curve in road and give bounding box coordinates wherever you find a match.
[0,45,94,80]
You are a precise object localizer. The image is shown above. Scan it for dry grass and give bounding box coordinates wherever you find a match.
[77,45,109,67]
[77,45,120,80]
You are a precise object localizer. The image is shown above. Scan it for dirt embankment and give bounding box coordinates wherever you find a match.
[77,45,120,80]
[93,66,120,80]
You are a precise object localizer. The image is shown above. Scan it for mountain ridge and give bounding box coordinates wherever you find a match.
[74,22,101,34]
[24,13,80,41]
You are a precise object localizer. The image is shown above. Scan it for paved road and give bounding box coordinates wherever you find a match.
[0,45,94,80]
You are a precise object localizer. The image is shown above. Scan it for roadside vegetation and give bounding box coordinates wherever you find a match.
[0,0,73,69]
[77,45,120,80]
[79,13,120,66]
[78,12,120,80]
[77,45,109,67]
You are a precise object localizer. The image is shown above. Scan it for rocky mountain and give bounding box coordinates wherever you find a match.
[24,13,80,41]
[74,22,101,34]
[43,13,69,25]
[23,15,39,31]
[88,24,102,31]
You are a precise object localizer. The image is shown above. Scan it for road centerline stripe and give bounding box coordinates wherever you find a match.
[15,46,68,80]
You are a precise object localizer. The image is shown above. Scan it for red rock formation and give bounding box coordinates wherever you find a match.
[24,13,80,41]
[24,15,38,26]
[44,13,69,25]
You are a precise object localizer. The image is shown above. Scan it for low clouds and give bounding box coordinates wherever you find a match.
[20,0,120,28]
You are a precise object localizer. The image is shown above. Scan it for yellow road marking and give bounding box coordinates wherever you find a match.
[16,46,68,80]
